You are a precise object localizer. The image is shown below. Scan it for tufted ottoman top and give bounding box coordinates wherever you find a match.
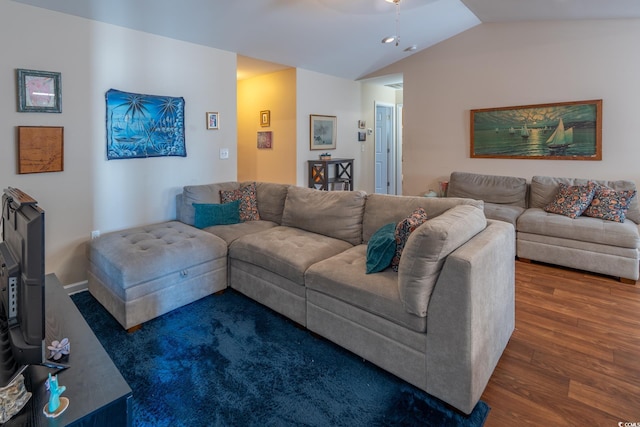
[88,221,227,289]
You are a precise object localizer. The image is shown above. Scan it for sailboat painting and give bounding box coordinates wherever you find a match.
[470,99,602,160]
[106,89,186,160]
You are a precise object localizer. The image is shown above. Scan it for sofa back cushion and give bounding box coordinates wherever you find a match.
[243,181,289,224]
[398,204,487,317]
[178,182,240,226]
[530,176,640,223]
[281,187,366,245]
[362,194,483,243]
[447,171,528,208]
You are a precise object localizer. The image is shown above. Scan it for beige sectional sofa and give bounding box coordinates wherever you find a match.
[176,181,515,414]
[447,171,640,283]
[89,181,516,415]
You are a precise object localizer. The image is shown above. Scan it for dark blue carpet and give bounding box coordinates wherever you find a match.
[71,289,489,426]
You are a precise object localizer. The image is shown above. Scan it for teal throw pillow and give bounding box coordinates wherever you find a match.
[193,200,241,228]
[366,222,397,274]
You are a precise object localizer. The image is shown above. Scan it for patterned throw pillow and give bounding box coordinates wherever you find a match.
[391,207,428,272]
[220,182,260,221]
[583,185,637,223]
[543,182,596,219]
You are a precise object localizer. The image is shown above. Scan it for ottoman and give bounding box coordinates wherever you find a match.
[87,221,228,331]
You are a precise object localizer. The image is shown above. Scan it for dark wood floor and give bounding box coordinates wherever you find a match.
[481,260,640,426]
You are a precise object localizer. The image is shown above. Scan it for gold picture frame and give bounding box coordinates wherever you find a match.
[310,114,337,150]
[260,110,270,127]
[206,112,219,130]
[470,99,602,160]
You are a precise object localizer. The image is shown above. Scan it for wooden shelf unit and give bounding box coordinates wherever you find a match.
[308,158,354,191]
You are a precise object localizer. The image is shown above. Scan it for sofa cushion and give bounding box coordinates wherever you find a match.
[193,200,241,228]
[220,182,260,222]
[484,203,526,227]
[246,181,289,224]
[583,185,637,223]
[543,182,596,219]
[201,220,278,245]
[229,226,353,285]
[391,208,428,272]
[398,204,487,317]
[281,186,366,245]
[305,245,428,333]
[180,182,240,226]
[447,171,528,208]
[362,194,484,243]
[529,176,640,224]
[366,223,396,274]
[517,208,640,249]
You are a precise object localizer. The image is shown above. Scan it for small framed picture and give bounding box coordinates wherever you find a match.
[257,131,273,149]
[17,69,62,113]
[358,131,366,142]
[358,120,366,129]
[206,112,219,130]
[310,114,337,150]
[260,110,270,127]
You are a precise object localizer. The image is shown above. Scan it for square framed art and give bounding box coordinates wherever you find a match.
[17,69,62,113]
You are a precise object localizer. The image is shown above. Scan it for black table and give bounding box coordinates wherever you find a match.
[5,274,132,426]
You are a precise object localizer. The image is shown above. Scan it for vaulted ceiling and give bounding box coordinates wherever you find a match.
[13,0,640,82]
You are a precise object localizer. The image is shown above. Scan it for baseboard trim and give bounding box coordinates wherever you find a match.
[64,280,88,295]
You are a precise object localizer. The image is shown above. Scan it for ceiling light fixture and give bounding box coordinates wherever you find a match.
[381,0,401,46]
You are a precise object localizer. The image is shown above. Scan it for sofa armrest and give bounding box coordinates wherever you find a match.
[425,219,515,414]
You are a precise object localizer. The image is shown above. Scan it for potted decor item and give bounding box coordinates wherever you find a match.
[320,152,331,160]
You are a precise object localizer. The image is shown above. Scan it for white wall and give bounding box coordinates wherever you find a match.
[360,83,398,194]
[296,69,363,189]
[1,2,237,284]
[372,19,640,196]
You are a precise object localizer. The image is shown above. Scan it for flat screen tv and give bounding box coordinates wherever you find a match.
[0,187,45,387]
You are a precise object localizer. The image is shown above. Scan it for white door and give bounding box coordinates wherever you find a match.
[375,104,394,194]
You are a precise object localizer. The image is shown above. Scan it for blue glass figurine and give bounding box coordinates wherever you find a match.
[47,373,66,413]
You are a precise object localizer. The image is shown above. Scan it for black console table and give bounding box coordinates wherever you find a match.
[308,158,354,191]
[5,274,132,426]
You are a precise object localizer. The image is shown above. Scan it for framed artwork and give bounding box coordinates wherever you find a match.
[17,69,62,113]
[260,110,270,127]
[310,114,337,150]
[105,89,186,160]
[358,131,366,142]
[207,112,219,130]
[358,120,366,129]
[18,126,64,174]
[470,99,602,160]
[257,131,273,149]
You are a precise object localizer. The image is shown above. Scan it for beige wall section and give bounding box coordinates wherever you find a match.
[371,19,640,196]
[296,69,363,189]
[2,2,237,284]
[359,83,398,194]
[238,69,297,184]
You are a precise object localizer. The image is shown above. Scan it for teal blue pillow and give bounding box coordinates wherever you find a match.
[193,200,241,228]
[366,222,397,274]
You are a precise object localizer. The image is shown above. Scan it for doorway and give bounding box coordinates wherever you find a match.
[375,102,395,194]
